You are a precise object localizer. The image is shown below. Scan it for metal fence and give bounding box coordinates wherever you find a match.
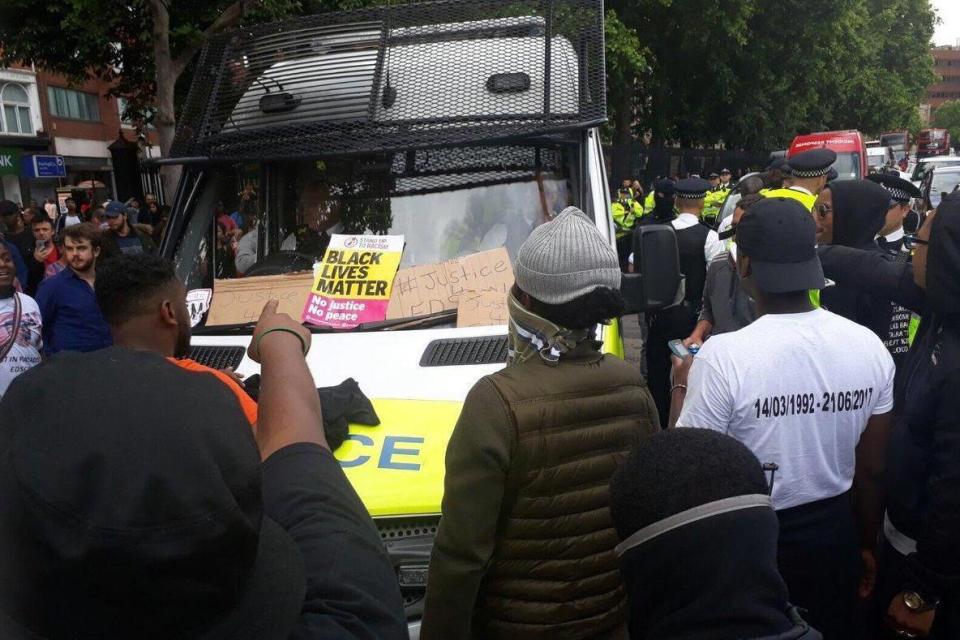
[604,143,771,190]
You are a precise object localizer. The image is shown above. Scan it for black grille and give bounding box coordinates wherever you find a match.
[376,516,439,618]
[188,346,246,371]
[170,0,605,161]
[420,335,507,367]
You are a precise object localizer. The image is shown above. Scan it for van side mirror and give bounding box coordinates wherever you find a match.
[621,224,684,314]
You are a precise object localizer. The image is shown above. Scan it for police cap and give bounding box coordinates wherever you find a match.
[675,177,712,200]
[866,172,921,203]
[708,172,720,179]
[787,148,837,178]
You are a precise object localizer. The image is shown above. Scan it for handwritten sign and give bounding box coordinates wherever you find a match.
[387,248,514,320]
[302,234,405,329]
[206,273,314,326]
[456,290,509,328]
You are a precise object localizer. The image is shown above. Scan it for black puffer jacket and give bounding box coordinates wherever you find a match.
[818,193,960,612]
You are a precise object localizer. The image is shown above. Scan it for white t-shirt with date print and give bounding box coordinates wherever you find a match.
[677,308,894,510]
[0,293,43,399]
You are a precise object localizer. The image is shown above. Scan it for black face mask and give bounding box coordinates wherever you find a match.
[903,209,923,234]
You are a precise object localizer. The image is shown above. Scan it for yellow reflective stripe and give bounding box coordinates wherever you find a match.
[908,313,920,346]
[602,318,625,359]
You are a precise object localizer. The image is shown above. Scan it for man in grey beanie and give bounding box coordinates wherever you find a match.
[421,207,660,640]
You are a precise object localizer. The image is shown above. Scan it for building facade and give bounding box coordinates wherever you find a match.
[0,62,160,209]
[923,45,960,123]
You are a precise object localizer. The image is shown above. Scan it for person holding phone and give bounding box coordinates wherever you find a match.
[670,198,895,639]
[27,215,59,295]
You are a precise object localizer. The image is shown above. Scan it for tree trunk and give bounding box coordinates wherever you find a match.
[150,0,181,202]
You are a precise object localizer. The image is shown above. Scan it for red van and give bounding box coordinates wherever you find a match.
[788,130,868,181]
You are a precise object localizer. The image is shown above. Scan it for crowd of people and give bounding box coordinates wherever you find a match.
[0,148,956,640]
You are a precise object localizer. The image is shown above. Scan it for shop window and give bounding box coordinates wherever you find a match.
[0,82,34,135]
[46,86,100,122]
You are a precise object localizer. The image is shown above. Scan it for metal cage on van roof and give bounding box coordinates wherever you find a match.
[169,0,606,162]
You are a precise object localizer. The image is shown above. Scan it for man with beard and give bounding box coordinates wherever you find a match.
[34,223,111,355]
[95,254,257,427]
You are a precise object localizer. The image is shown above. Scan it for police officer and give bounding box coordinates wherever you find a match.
[718,168,733,190]
[612,187,642,270]
[866,173,922,255]
[762,149,836,211]
[765,157,789,190]
[707,172,721,190]
[645,177,722,426]
[867,172,924,346]
[703,171,731,226]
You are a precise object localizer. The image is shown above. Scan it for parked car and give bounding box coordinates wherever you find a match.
[921,165,960,212]
[910,155,960,188]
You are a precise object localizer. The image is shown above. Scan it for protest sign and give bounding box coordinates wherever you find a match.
[302,234,405,329]
[456,290,509,327]
[185,289,213,327]
[387,247,514,320]
[206,273,314,326]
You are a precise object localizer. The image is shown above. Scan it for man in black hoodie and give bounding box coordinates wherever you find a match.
[817,193,960,638]
[814,179,913,368]
[610,428,822,640]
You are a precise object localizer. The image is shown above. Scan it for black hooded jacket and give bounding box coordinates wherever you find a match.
[821,180,912,366]
[618,507,821,640]
[817,194,960,610]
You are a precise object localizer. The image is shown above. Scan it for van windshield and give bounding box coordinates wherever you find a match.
[174,145,574,327]
[831,152,861,180]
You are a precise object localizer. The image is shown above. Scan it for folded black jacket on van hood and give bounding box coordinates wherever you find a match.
[619,507,821,640]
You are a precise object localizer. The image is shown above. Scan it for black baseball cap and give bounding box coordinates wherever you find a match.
[0,347,305,639]
[736,197,825,293]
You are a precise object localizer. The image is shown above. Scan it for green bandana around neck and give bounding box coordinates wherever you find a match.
[506,292,597,366]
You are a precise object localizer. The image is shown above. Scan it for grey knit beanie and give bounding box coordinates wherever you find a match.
[515,206,621,304]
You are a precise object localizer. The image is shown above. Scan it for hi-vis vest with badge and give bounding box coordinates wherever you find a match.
[760,187,817,211]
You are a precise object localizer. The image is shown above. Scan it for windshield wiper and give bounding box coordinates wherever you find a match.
[354,309,458,331]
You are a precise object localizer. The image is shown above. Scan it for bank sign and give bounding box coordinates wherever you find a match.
[0,147,19,177]
[22,154,66,178]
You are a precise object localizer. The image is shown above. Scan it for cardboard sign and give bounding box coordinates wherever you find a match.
[456,290,509,328]
[387,247,514,320]
[302,234,405,329]
[206,273,314,326]
[185,289,213,327]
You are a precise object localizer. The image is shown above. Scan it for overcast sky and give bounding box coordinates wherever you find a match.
[933,0,960,46]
